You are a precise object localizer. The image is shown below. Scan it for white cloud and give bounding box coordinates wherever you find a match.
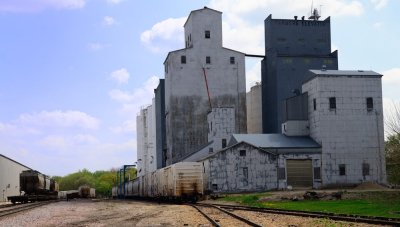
[110,68,130,84]
[103,16,116,26]
[382,68,400,102]
[109,75,159,104]
[140,17,186,53]
[18,110,100,130]
[87,42,104,51]
[73,134,99,144]
[382,68,400,86]
[0,122,15,133]
[373,22,383,29]
[39,135,68,149]
[109,89,135,103]
[0,0,85,12]
[106,0,125,4]
[110,120,136,134]
[371,0,388,10]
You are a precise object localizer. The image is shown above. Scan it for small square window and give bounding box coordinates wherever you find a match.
[205,30,210,39]
[209,147,213,153]
[366,97,373,111]
[339,164,346,176]
[362,163,370,176]
[313,98,316,111]
[329,97,336,110]
[181,55,186,64]
[206,56,211,64]
[230,57,235,64]
[240,150,246,156]
[212,184,217,190]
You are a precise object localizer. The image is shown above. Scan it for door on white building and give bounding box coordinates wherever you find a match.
[286,159,313,188]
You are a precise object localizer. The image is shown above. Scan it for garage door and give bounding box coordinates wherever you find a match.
[286,159,313,187]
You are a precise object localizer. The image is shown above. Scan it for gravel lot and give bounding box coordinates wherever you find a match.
[0,199,386,226]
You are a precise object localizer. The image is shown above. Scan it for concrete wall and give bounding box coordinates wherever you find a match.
[0,155,30,202]
[136,102,157,177]
[136,109,146,177]
[246,83,262,133]
[262,15,338,133]
[302,73,387,186]
[165,7,246,165]
[207,108,235,151]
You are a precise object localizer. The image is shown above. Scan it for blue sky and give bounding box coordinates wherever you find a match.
[0,0,399,176]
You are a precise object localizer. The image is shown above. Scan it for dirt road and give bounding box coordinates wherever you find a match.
[0,199,383,226]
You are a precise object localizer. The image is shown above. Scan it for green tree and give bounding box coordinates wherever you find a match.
[385,133,400,184]
[53,167,137,197]
[59,169,95,190]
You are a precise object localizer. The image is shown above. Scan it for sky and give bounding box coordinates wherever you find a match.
[0,0,399,176]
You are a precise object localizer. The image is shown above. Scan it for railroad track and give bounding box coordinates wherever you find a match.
[0,201,54,218]
[191,203,262,227]
[201,203,400,226]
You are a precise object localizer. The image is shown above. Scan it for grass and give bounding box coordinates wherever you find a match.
[219,191,400,218]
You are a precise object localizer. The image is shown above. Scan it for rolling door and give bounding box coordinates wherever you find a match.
[286,159,313,187]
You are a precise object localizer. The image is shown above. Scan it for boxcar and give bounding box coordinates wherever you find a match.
[115,162,203,201]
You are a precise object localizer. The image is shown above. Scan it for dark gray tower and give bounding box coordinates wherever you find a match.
[261,14,338,133]
[154,79,166,168]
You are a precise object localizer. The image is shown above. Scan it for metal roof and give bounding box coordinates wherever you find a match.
[0,154,32,170]
[309,69,382,77]
[229,134,321,148]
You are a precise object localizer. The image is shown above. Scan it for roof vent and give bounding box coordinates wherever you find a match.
[358,70,364,72]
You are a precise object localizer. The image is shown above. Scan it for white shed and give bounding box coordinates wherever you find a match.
[0,154,31,202]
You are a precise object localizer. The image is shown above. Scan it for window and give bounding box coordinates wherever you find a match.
[314,167,321,180]
[205,30,210,39]
[329,97,336,110]
[230,57,235,64]
[366,97,373,111]
[206,56,211,64]
[222,139,227,148]
[243,167,248,186]
[313,98,316,111]
[209,147,213,154]
[362,163,370,176]
[339,164,346,176]
[240,150,246,156]
[212,184,217,190]
[278,168,286,180]
[181,55,186,64]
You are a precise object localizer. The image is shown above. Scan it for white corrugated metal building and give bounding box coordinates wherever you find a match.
[0,154,31,202]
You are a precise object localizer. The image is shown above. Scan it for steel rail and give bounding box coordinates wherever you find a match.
[194,203,262,227]
[206,203,400,226]
[0,201,54,218]
[190,204,220,227]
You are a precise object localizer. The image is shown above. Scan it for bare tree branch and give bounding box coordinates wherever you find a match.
[384,100,400,136]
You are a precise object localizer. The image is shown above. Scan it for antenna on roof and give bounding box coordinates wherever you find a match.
[308,0,321,20]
